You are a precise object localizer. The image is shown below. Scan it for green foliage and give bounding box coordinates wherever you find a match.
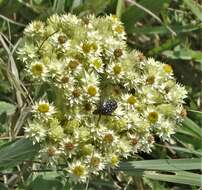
[27,174,64,190]
[0,139,39,170]
[122,0,171,33]
[183,0,202,21]
[0,101,16,115]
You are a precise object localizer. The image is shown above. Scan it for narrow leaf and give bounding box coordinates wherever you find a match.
[144,171,202,186]
[119,158,201,171]
[130,24,202,35]
[116,0,124,18]
[181,117,202,139]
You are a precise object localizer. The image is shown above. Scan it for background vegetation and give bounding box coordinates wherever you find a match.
[0,0,201,189]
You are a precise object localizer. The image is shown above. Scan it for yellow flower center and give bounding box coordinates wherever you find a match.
[31,63,43,76]
[58,35,67,44]
[111,155,119,166]
[163,64,173,73]
[72,89,80,97]
[115,25,124,33]
[33,21,43,31]
[131,137,139,145]
[69,60,80,69]
[147,135,154,143]
[37,103,49,113]
[84,102,92,111]
[87,85,97,96]
[47,147,56,157]
[111,15,118,21]
[103,133,113,143]
[91,157,100,167]
[114,48,123,57]
[127,95,136,105]
[72,165,85,177]
[146,76,155,85]
[65,142,75,151]
[91,43,98,51]
[82,43,92,53]
[92,59,102,69]
[148,111,159,123]
[61,76,69,83]
[113,65,122,75]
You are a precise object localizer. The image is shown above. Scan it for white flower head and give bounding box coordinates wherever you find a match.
[25,121,46,143]
[60,137,78,158]
[32,100,56,118]
[24,20,45,37]
[67,161,88,182]
[28,61,48,80]
[86,152,105,174]
[18,13,188,179]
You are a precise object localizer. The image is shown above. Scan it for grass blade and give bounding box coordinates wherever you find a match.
[116,0,125,18]
[144,171,202,186]
[118,158,201,171]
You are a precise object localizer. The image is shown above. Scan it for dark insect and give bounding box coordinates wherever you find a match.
[93,99,118,115]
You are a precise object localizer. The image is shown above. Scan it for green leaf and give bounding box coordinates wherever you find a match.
[148,38,180,56]
[130,24,202,35]
[27,175,64,190]
[0,101,16,115]
[70,0,83,11]
[116,0,125,18]
[122,0,170,33]
[144,171,202,186]
[33,0,44,5]
[118,158,201,172]
[181,117,202,139]
[72,0,111,15]
[156,144,202,157]
[0,138,40,170]
[52,0,65,13]
[183,0,202,21]
[163,48,202,63]
[90,179,116,189]
[27,174,64,190]
[188,110,202,117]
[0,182,9,190]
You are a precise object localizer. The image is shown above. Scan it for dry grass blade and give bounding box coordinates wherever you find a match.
[0,14,26,27]
[0,34,23,107]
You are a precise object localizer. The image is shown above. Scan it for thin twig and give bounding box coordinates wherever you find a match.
[38,30,59,51]
[0,32,14,48]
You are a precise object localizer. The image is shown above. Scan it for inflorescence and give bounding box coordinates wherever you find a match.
[18,14,187,182]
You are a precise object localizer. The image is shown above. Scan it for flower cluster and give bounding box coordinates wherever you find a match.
[18,14,187,182]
